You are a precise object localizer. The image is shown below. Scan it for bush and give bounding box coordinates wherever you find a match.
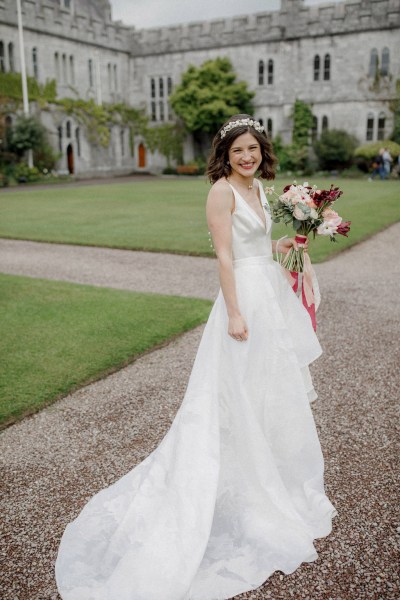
[354,140,400,173]
[14,163,41,183]
[314,129,358,170]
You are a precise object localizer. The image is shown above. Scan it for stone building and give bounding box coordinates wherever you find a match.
[0,0,399,176]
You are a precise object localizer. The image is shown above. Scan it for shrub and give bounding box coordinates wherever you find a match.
[14,163,41,183]
[314,129,358,170]
[354,140,400,172]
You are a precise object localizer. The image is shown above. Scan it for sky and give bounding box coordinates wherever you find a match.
[109,0,341,29]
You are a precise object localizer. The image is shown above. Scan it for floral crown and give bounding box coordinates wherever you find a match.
[220,118,265,139]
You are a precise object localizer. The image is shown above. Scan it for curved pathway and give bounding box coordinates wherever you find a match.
[1,224,399,599]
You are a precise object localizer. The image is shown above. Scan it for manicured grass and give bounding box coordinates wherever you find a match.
[0,178,398,262]
[0,273,212,428]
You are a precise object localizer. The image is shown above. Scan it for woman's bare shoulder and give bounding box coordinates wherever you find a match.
[207,179,233,207]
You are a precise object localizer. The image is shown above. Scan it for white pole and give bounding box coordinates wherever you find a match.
[16,0,33,167]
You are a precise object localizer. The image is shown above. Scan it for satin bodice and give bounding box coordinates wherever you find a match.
[228,180,273,261]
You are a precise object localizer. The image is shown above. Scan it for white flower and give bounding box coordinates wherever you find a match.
[317,222,337,236]
[264,185,275,195]
[293,205,309,221]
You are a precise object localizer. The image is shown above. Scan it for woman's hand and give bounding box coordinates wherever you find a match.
[277,237,309,254]
[228,315,248,342]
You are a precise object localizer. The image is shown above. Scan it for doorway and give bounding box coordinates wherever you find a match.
[138,143,146,168]
[67,143,74,174]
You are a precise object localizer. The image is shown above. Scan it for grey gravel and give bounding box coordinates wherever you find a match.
[1,223,400,599]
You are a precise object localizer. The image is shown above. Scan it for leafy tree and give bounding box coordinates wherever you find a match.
[169,58,254,134]
[8,115,47,155]
[389,79,400,144]
[144,123,185,166]
[314,129,358,170]
[292,99,314,147]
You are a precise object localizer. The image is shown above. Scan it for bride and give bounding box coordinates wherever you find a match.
[55,114,337,600]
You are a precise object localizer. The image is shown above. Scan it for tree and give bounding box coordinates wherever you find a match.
[291,99,314,147]
[389,79,400,144]
[169,58,254,135]
[314,129,358,170]
[8,115,47,155]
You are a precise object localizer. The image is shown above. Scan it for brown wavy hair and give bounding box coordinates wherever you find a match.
[207,114,277,184]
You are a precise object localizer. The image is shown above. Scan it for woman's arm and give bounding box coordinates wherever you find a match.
[206,183,248,342]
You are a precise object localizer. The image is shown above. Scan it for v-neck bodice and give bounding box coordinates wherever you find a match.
[228,180,273,261]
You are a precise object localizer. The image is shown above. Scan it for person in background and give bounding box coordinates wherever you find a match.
[369,148,384,181]
[382,148,393,179]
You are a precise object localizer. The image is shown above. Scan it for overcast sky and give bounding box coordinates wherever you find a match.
[109,0,340,29]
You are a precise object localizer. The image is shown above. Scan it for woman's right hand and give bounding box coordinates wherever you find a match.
[228,315,248,342]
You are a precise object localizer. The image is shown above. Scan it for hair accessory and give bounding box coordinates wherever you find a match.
[220,118,264,139]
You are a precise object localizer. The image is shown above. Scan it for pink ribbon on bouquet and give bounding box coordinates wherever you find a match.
[284,235,320,331]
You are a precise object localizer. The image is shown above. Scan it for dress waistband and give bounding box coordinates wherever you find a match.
[233,255,274,269]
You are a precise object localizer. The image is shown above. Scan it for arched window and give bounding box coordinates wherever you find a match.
[8,43,14,72]
[151,101,156,121]
[312,115,318,142]
[258,118,264,126]
[159,77,164,98]
[0,42,4,73]
[32,47,38,79]
[322,115,329,131]
[313,55,320,81]
[75,127,81,157]
[58,126,63,153]
[377,113,386,140]
[159,100,165,121]
[88,59,93,87]
[323,54,330,81]
[369,49,378,78]
[54,52,60,80]
[69,55,74,85]
[258,60,264,86]
[366,114,374,141]
[167,77,172,95]
[113,65,118,90]
[267,118,273,138]
[267,59,274,85]
[381,48,389,76]
[66,120,71,138]
[107,63,112,90]
[120,129,125,157]
[150,78,156,98]
[62,53,67,83]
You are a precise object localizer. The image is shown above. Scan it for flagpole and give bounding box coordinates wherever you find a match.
[16,0,33,167]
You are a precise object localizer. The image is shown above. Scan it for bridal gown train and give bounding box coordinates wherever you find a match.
[55,181,337,600]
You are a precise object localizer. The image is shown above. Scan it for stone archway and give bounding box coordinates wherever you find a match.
[138,143,146,168]
[67,143,74,174]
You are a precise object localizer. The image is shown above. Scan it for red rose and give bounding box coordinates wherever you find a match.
[336,220,351,236]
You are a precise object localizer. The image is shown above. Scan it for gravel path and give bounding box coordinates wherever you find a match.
[1,224,399,599]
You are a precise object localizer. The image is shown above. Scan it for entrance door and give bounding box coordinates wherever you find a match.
[138,143,146,168]
[67,143,74,174]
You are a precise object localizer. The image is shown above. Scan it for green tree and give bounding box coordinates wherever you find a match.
[314,129,358,170]
[8,115,47,155]
[292,99,314,147]
[144,123,185,166]
[390,79,400,144]
[169,58,254,134]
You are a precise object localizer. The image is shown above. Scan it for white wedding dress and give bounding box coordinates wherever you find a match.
[55,180,337,600]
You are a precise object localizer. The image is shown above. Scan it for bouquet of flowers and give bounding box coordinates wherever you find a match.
[265,181,351,331]
[266,181,351,273]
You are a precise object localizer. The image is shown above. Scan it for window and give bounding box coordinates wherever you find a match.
[381,47,389,76]
[366,114,374,141]
[151,78,156,98]
[113,64,118,90]
[0,42,4,73]
[167,77,172,95]
[258,60,264,86]
[75,127,81,157]
[151,101,156,121]
[58,126,63,152]
[66,120,71,138]
[377,113,385,140]
[322,115,329,131]
[120,129,125,157]
[62,53,67,83]
[159,100,165,121]
[267,59,274,85]
[313,55,320,81]
[32,47,38,79]
[369,49,378,78]
[54,52,60,80]
[8,43,14,72]
[312,115,318,142]
[63,0,71,8]
[267,118,273,138]
[88,59,93,87]
[159,77,164,98]
[69,55,74,84]
[258,118,264,126]
[323,54,330,81]
[108,63,112,90]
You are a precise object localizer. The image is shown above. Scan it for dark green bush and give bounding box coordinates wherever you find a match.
[314,129,358,170]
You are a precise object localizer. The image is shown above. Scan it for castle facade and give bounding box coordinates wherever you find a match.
[0,0,399,176]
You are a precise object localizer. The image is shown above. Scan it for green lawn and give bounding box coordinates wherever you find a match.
[0,177,398,262]
[0,273,212,428]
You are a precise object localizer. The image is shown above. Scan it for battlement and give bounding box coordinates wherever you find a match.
[0,0,131,51]
[130,0,400,56]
